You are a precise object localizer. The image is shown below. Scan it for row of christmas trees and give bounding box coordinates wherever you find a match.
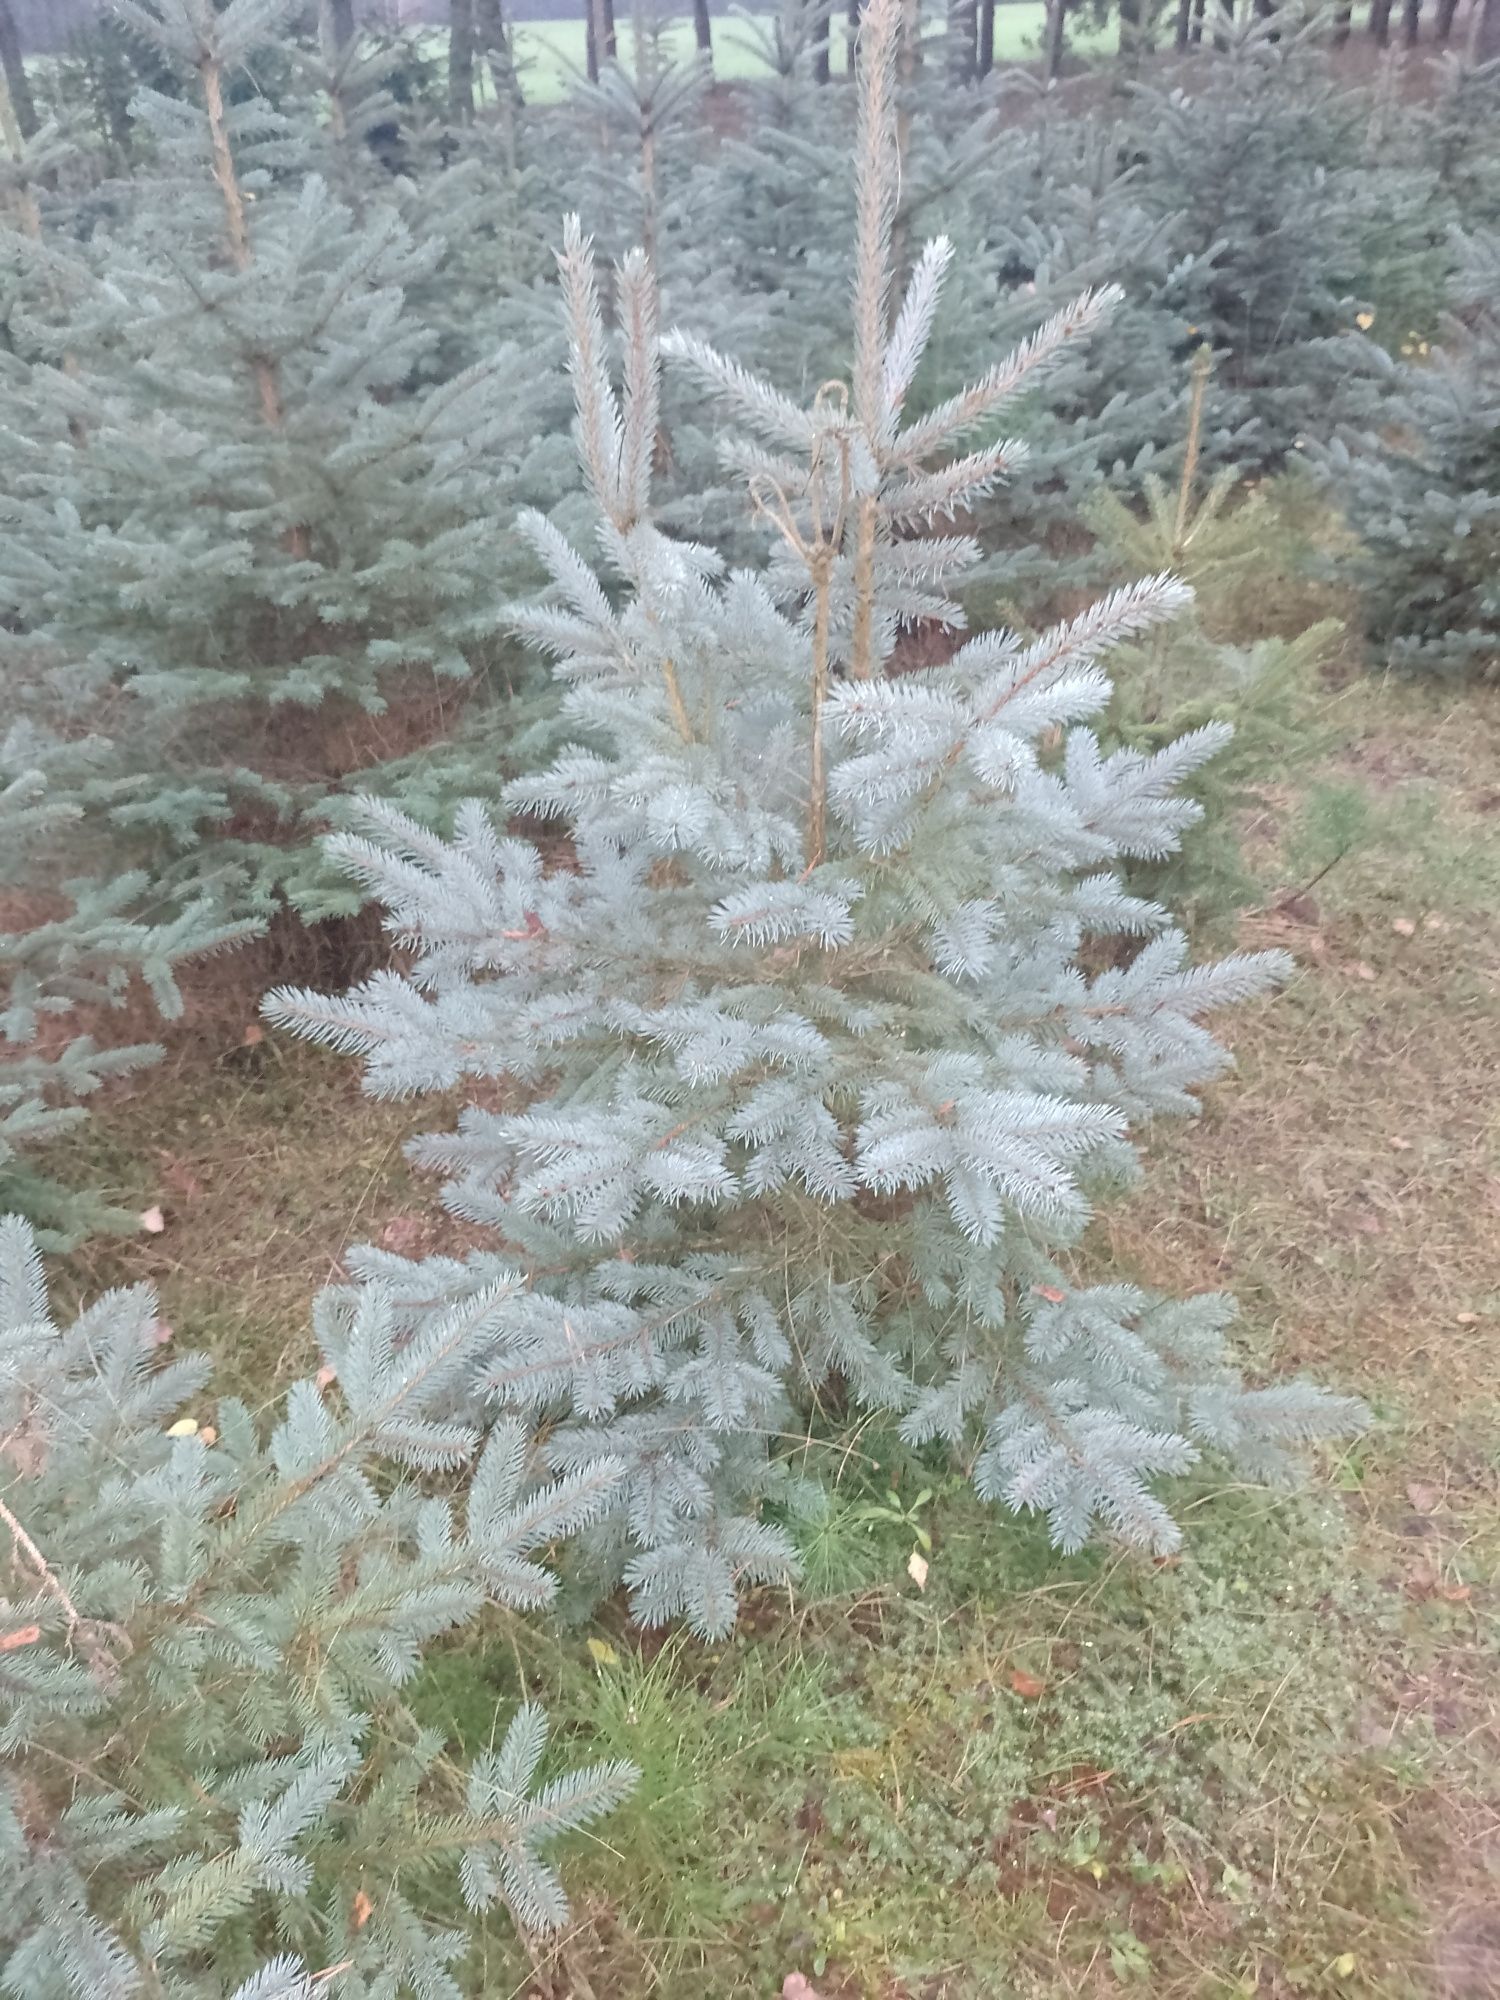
[0,8,1494,1987]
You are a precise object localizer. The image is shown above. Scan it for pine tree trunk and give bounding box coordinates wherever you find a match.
[475,0,519,100]
[0,70,40,237]
[0,0,36,144]
[1174,0,1194,45]
[692,0,714,65]
[448,0,476,121]
[977,0,995,69]
[1118,0,1143,62]
[1476,0,1500,56]
[950,0,978,78]
[1402,0,1421,41]
[1043,0,1067,76]
[849,0,863,71]
[1332,0,1353,37]
[1369,0,1394,42]
[814,0,833,81]
[1433,0,1458,38]
[1189,0,1207,44]
[602,0,618,59]
[328,0,356,47]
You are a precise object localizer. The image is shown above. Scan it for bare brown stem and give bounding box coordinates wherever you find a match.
[198,47,309,559]
[1173,346,1212,554]
[0,1495,84,1634]
[807,550,834,867]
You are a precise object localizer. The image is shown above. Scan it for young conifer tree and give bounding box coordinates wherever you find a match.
[1317,225,1500,680]
[0,727,249,1246]
[270,0,1365,1640]
[1121,16,1430,472]
[0,0,565,924]
[0,1215,636,1995]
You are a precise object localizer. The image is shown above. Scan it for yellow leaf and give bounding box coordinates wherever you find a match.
[907,1549,929,1591]
[1333,1954,1357,1978]
[165,1418,199,1438]
[1355,310,1375,330]
[587,1636,620,1668]
[139,1205,167,1235]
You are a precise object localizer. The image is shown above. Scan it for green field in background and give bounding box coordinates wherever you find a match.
[427,6,1113,102]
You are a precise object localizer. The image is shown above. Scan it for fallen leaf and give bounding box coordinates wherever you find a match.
[199,1426,218,1447]
[315,1364,337,1389]
[241,1023,265,1047]
[1355,309,1375,329]
[165,1418,199,1438]
[1405,1482,1441,1514]
[1455,1312,1480,1328]
[380,1213,427,1256]
[782,1978,825,2000]
[139,1205,167,1235]
[907,1549,929,1591]
[1388,1136,1413,1152]
[1032,1284,1067,1305]
[1277,891,1321,926]
[1333,1952,1357,1978]
[157,1152,204,1201]
[1009,1668,1047,1699]
[1352,962,1378,982]
[150,1320,175,1346]
[1390,917,1416,938]
[1439,1582,1472,1603]
[351,1890,373,1931]
[587,1636,620,1668]
[1424,914,1446,931]
[0,1625,41,1652]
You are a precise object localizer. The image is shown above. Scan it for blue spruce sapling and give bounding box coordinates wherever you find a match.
[269,0,1365,1640]
[1317,225,1500,681]
[0,1214,635,1994]
[0,0,566,924]
[0,728,249,1245]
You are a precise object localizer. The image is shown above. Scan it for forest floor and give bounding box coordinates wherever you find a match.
[53,664,1500,1999]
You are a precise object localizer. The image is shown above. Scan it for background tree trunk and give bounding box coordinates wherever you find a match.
[1118,0,1143,61]
[1174,0,1194,45]
[848,0,862,71]
[602,0,618,59]
[1402,0,1421,41]
[1433,0,1459,37]
[327,0,356,48]
[1476,0,1500,56]
[475,0,519,96]
[1189,0,1206,43]
[448,0,475,120]
[0,0,37,143]
[1043,0,1067,76]
[978,0,995,69]
[1333,0,1353,37]
[949,0,977,78]
[692,0,714,64]
[814,0,832,81]
[1369,0,1394,42]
